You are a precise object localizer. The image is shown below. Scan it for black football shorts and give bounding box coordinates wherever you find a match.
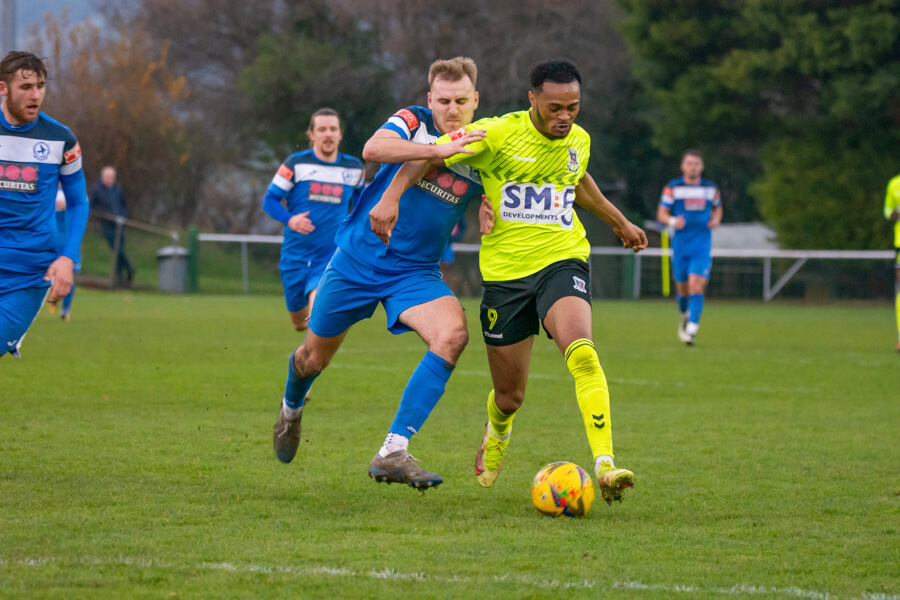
[480,259,591,347]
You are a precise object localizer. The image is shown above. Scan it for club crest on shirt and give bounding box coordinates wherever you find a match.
[33,141,50,161]
[566,147,579,173]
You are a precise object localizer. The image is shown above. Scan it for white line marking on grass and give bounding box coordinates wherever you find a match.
[2,556,896,599]
[331,363,821,394]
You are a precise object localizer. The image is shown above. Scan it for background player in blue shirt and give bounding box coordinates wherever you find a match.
[271,57,486,489]
[0,51,89,359]
[47,184,79,321]
[262,108,364,331]
[657,149,722,345]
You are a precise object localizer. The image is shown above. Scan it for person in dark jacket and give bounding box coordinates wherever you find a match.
[90,165,133,283]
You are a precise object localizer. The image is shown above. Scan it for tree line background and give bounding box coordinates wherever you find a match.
[26,0,900,249]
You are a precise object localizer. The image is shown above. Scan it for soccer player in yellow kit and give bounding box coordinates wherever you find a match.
[370,60,648,504]
[885,173,900,352]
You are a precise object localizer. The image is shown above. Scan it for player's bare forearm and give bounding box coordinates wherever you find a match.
[363,130,441,164]
[363,128,486,164]
[708,206,723,229]
[658,205,685,230]
[656,205,671,224]
[575,174,648,252]
[575,173,627,227]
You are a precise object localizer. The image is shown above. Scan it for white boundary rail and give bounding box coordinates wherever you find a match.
[197,235,893,300]
[197,233,283,294]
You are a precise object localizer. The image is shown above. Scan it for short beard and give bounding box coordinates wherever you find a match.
[4,101,38,125]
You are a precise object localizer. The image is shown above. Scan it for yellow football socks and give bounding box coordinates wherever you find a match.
[486,389,515,440]
[565,339,613,461]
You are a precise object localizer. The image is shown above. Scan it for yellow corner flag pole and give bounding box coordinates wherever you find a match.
[661,229,670,297]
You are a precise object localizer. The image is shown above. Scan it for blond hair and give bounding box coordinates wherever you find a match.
[428,57,477,89]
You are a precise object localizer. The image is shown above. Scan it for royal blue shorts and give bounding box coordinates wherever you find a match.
[0,286,49,357]
[308,248,453,338]
[280,260,329,313]
[672,250,712,282]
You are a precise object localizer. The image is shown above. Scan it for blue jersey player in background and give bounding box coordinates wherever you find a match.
[0,51,89,359]
[262,108,364,332]
[48,183,79,321]
[271,57,486,489]
[657,149,722,346]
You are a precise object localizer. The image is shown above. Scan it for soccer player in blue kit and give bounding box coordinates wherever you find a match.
[0,51,89,358]
[657,150,722,346]
[272,57,486,489]
[263,108,365,331]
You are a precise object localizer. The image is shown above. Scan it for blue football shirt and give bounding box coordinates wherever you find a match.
[334,106,484,273]
[659,177,721,255]
[265,149,364,270]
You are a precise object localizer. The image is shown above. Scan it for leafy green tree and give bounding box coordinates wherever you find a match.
[237,29,391,159]
[618,0,900,247]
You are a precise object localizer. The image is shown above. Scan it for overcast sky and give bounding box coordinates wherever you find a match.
[0,0,96,54]
[18,0,95,28]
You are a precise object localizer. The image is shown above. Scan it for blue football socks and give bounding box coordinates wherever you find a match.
[62,284,74,313]
[388,351,454,438]
[283,348,318,410]
[689,293,705,324]
[676,292,689,314]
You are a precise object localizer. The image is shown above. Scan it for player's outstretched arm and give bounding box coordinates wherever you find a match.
[708,205,723,229]
[368,158,438,244]
[575,173,648,252]
[363,128,486,164]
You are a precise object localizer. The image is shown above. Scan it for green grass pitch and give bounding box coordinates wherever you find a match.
[1,290,897,599]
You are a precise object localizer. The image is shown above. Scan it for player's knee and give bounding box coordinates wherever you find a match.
[293,321,309,332]
[565,341,602,375]
[494,388,525,412]
[432,322,468,360]
[305,352,331,374]
[294,345,329,376]
[447,322,469,352]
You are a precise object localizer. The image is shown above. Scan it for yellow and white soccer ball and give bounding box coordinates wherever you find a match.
[531,461,594,518]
